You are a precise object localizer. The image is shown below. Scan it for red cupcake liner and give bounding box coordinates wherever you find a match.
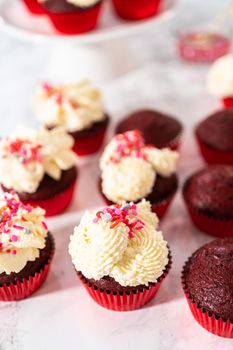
[0,235,55,301]
[72,122,109,157]
[22,0,45,15]
[182,262,233,338]
[112,0,162,20]
[151,192,176,220]
[22,180,77,217]
[222,97,233,109]
[183,179,233,238]
[77,252,172,311]
[43,1,102,35]
[195,132,233,166]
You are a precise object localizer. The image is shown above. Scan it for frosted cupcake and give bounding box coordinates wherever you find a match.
[33,81,109,156]
[0,192,54,301]
[40,0,103,34]
[99,130,178,219]
[207,54,233,108]
[69,200,171,311]
[0,127,77,216]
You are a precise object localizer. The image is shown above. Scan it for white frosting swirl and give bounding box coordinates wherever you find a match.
[66,0,99,7]
[100,131,178,202]
[69,200,168,287]
[207,54,233,97]
[0,127,77,193]
[0,192,48,274]
[33,81,105,132]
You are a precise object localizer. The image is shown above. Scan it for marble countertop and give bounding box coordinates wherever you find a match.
[0,0,233,349]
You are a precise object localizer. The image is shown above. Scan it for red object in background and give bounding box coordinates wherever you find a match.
[22,0,45,15]
[151,193,176,220]
[178,32,231,63]
[195,133,233,166]
[43,2,102,34]
[22,180,77,217]
[112,0,162,20]
[222,96,233,108]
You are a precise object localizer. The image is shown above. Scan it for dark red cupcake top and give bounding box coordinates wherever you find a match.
[184,237,233,320]
[196,109,233,151]
[116,110,182,148]
[183,165,233,219]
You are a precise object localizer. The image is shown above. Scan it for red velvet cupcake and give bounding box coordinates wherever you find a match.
[207,54,233,108]
[182,238,233,338]
[112,0,162,21]
[69,200,171,311]
[0,127,78,217]
[183,165,233,237]
[99,130,179,220]
[195,109,233,165]
[40,0,102,34]
[116,109,183,151]
[33,81,109,156]
[0,192,54,301]
[22,0,45,14]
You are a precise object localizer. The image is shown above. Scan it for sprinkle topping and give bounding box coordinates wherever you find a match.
[94,203,145,238]
[6,138,43,165]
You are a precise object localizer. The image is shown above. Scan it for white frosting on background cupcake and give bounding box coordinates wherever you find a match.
[0,127,77,193]
[100,130,178,202]
[69,200,169,287]
[207,54,233,97]
[33,81,105,132]
[0,193,48,274]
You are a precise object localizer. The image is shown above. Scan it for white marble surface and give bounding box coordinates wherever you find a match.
[0,0,233,349]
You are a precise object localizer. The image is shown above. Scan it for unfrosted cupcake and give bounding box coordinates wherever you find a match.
[112,0,162,21]
[69,199,171,311]
[0,192,54,301]
[40,0,103,34]
[33,81,109,156]
[207,54,233,108]
[99,130,178,219]
[0,127,77,216]
[182,238,233,338]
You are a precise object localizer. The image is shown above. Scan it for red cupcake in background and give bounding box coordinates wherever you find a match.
[195,109,233,165]
[183,165,233,238]
[40,0,103,34]
[33,81,109,156]
[0,127,78,217]
[207,54,233,108]
[99,130,179,220]
[112,0,162,21]
[22,0,45,14]
[116,109,183,151]
[0,192,54,301]
[69,200,171,311]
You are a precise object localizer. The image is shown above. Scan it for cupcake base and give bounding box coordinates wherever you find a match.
[195,134,233,165]
[112,0,162,20]
[182,262,233,338]
[77,252,172,311]
[43,1,102,34]
[0,233,55,301]
[22,0,45,14]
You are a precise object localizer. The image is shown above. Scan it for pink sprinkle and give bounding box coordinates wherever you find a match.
[42,221,48,230]
[13,224,24,230]
[11,235,18,242]
[12,250,17,255]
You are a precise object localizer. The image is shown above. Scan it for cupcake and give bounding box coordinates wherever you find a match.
[40,0,103,34]
[183,165,233,237]
[207,54,233,108]
[182,238,233,338]
[195,109,233,165]
[0,192,54,301]
[99,130,178,219]
[22,0,45,14]
[112,0,162,21]
[69,199,171,311]
[0,127,78,217]
[33,81,109,156]
[116,109,183,151]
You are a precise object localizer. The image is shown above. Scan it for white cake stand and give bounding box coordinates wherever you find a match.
[0,0,176,82]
